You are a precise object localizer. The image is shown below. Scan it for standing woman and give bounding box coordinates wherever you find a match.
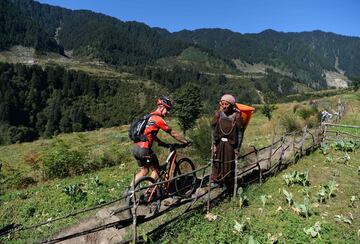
[211,94,244,192]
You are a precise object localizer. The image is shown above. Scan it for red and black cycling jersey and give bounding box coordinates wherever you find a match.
[135,111,171,149]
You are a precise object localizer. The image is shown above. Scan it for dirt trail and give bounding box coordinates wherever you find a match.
[50,204,128,243]
[49,185,222,243]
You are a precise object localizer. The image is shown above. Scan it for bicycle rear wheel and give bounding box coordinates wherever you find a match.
[174,158,196,197]
[126,176,161,218]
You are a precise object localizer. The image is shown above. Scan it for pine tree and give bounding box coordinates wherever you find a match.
[173,83,202,135]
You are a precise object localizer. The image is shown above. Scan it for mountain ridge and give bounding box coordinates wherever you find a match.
[3,0,359,89]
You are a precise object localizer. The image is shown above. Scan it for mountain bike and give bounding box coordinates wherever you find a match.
[126,143,196,218]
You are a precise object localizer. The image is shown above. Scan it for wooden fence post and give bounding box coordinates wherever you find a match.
[233,158,238,199]
[207,159,213,213]
[255,148,262,185]
[292,134,296,162]
[313,126,318,148]
[268,134,275,169]
[337,98,342,121]
[276,136,285,174]
[131,173,137,243]
[300,125,307,156]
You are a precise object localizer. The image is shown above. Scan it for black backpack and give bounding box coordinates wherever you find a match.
[128,114,153,142]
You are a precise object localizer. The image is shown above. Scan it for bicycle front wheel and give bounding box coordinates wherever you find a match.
[174,158,196,197]
[126,176,161,219]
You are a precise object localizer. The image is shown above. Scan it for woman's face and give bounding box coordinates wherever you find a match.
[219,100,232,112]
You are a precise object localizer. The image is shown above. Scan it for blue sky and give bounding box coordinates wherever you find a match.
[37,0,360,37]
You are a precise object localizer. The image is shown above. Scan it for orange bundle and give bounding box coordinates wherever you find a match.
[235,103,255,129]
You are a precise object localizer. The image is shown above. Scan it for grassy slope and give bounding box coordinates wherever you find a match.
[154,93,360,243]
[0,119,191,242]
[0,92,359,242]
[155,148,360,243]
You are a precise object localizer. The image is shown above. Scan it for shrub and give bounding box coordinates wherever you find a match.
[41,139,87,179]
[297,107,313,120]
[305,115,320,128]
[292,103,301,113]
[261,103,277,121]
[280,114,302,132]
[188,118,212,162]
[297,105,318,120]
[16,176,37,189]
[24,152,41,170]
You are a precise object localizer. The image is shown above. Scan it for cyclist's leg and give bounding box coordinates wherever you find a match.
[132,145,151,182]
[148,150,160,180]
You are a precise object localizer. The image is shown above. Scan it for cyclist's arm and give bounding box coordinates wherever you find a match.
[156,116,188,144]
[169,130,188,144]
[154,136,168,147]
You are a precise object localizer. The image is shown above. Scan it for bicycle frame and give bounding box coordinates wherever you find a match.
[159,148,178,192]
[143,147,178,202]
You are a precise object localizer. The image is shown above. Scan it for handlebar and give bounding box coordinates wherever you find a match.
[168,141,192,151]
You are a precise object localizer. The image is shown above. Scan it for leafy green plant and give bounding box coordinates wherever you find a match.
[317,187,327,203]
[332,139,359,152]
[16,191,28,200]
[260,195,268,207]
[325,180,337,199]
[338,153,350,164]
[248,235,260,244]
[63,183,87,203]
[302,186,310,197]
[293,197,312,218]
[335,214,353,225]
[317,180,337,203]
[349,196,357,207]
[90,176,103,188]
[325,156,333,163]
[282,171,309,186]
[304,222,321,238]
[237,187,249,208]
[141,230,155,244]
[95,198,106,205]
[233,220,247,234]
[320,142,329,155]
[283,189,294,206]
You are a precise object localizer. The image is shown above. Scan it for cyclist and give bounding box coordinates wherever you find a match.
[132,96,190,183]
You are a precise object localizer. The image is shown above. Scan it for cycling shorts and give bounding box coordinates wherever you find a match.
[132,145,159,168]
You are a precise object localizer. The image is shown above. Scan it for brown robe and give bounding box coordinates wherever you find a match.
[211,110,243,186]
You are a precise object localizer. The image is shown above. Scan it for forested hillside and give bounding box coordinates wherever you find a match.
[1,60,304,145]
[0,62,166,144]
[169,29,360,85]
[0,0,63,54]
[9,0,190,65]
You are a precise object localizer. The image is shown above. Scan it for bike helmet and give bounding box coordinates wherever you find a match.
[156,96,173,110]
